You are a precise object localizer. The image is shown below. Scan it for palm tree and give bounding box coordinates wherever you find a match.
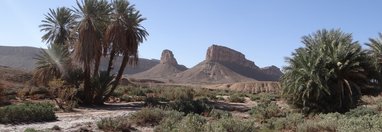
[282,29,377,113]
[33,44,71,86]
[72,0,112,104]
[366,33,382,75]
[103,0,148,102]
[39,7,77,45]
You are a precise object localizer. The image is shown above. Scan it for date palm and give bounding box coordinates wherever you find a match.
[73,0,112,104]
[282,29,377,113]
[33,44,71,86]
[103,0,148,102]
[39,7,76,45]
[366,33,382,76]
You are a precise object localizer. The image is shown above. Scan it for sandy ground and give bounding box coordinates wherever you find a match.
[0,103,142,132]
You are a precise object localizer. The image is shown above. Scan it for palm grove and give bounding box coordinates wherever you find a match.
[33,0,148,105]
[32,0,382,114]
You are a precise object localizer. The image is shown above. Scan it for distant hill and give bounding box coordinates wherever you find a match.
[0,46,159,74]
[130,50,187,81]
[129,45,283,84]
[0,46,40,71]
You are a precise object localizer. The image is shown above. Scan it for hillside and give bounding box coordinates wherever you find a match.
[130,50,187,81]
[0,46,159,74]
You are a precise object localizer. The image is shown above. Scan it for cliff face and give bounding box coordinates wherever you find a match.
[160,49,178,65]
[203,44,282,81]
[130,49,187,81]
[261,65,283,77]
[206,45,258,69]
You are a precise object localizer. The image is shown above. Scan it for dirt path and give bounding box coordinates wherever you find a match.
[0,103,142,132]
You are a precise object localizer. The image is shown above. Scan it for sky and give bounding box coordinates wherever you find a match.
[1,0,382,68]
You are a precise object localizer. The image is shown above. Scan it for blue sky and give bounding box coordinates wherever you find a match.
[1,0,382,68]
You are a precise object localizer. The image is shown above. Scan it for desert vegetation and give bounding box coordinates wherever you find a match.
[2,0,382,132]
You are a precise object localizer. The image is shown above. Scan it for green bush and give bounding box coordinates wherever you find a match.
[24,128,41,132]
[129,108,166,127]
[205,118,257,132]
[262,113,304,131]
[175,114,207,132]
[0,102,57,124]
[208,109,232,120]
[154,110,185,132]
[228,94,245,103]
[97,116,134,132]
[249,102,281,122]
[344,106,378,117]
[167,98,212,114]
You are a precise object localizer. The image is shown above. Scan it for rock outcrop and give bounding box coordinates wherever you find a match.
[206,45,258,69]
[130,49,187,82]
[175,44,282,83]
[160,49,178,65]
[261,66,283,78]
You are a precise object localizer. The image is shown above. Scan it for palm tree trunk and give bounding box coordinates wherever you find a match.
[103,55,128,101]
[106,48,116,75]
[93,54,101,77]
[83,63,92,105]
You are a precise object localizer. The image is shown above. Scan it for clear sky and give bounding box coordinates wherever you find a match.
[1,0,382,68]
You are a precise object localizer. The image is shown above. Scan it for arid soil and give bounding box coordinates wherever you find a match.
[0,103,142,132]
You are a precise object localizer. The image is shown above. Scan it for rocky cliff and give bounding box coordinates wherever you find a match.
[261,66,283,78]
[130,49,187,81]
[206,45,259,69]
[160,49,179,65]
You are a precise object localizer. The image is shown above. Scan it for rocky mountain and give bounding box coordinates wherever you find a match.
[174,45,282,83]
[174,61,254,84]
[130,50,187,81]
[0,46,159,74]
[0,46,40,71]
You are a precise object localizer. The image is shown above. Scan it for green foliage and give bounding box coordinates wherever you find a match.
[24,128,41,132]
[174,114,207,132]
[249,102,282,122]
[228,94,245,103]
[207,109,232,120]
[167,98,212,114]
[128,108,166,127]
[91,71,115,104]
[344,106,378,117]
[262,113,304,131]
[282,29,378,113]
[0,102,57,124]
[154,110,185,132]
[205,118,257,132]
[33,44,71,86]
[97,115,134,132]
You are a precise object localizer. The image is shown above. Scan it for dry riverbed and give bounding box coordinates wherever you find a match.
[0,103,143,132]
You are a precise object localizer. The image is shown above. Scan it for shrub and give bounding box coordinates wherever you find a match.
[160,87,194,101]
[175,113,207,132]
[0,83,8,106]
[129,108,166,127]
[154,110,185,132]
[49,79,78,112]
[0,102,57,124]
[262,113,304,131]
[249,102,281,122]
[24,128,40,132]
[97,116,134,132]
[228,94,245,103]
[205,118,257,132]
[167,98,212,114]
[344,106,378,117]
[208,109,232,120]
